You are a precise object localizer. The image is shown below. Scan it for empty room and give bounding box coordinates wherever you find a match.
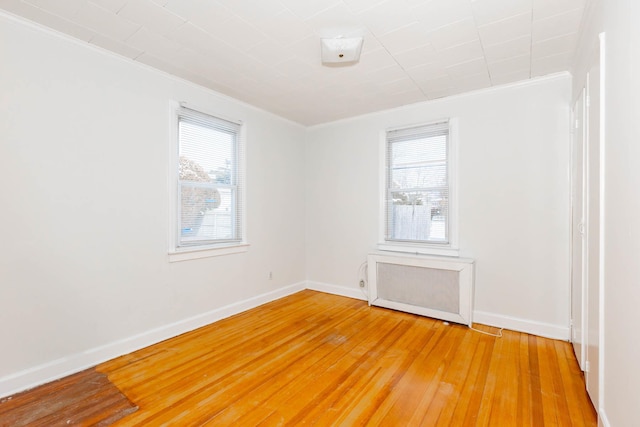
[0,0,638,425]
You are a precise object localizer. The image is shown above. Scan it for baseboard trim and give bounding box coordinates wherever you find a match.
[305,283,570,340]
[0,282,306,399]
[0,281,571,398]
[599,408,610,427]
[306,281,367,301]
[472,310,570,341]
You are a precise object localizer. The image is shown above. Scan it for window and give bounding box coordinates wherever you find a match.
[174,106,244,252]
[382,120,457,255]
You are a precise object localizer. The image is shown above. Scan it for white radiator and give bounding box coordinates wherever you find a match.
[367,252,474,326]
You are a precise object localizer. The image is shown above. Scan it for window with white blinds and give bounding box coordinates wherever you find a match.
[177,107,243,248]
[385,120,451,245]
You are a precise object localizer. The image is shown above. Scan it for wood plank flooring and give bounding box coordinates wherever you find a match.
[1,290,596,426]
[0,368,137,426]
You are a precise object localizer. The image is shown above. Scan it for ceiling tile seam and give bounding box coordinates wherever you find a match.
[16,0,77,32]
[217,15,273,53]
[340,0,384,16]
[529,6,533,79]
[531,6,586,24]
[472,3,530,29]
[567,4,591,71]
[80,1,143,43]
[19,1,146,60]
[162,19,257,71]
[123,25,144,50]
[21,1,97,41]
[282,1,339,23]
[343,11,429,99]
[379,16,483,97]
[531,50,575,64]
[468,3,493,87]
[26,0,84,18]
[150,1,277,58]
[189,11,300,57]
[532,30,581,47]
[119,2,189,37]
[107,0,127,15]
[475,10,531,34]
[531,30,581,47]
[420,17,475,40]
[377,16,475,46]
[481,33,531,50]
[434,40,488,67]
[571,0,597,67]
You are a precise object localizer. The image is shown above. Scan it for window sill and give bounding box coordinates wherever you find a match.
[377,242,459,258]
[169,243,249,262]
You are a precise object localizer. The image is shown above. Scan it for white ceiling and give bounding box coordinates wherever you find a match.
[0,0,586,125]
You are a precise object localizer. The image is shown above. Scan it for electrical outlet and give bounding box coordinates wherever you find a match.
[359,280,365,288]
[268,271,273,280]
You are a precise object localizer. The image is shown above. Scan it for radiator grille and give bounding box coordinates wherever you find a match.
[368,253,474,326]
[377,262,460,314]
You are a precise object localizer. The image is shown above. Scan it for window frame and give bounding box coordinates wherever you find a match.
[378,118,459,257]
[168,102,248,262]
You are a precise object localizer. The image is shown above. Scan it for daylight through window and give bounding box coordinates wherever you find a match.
[385,120,450,245]
[177,107,243,248]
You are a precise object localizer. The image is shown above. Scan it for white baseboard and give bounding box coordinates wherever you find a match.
[0,281,571,399]
[599,409,610,427]
[472,310,570,341]
[306,281,368,301]
[306,282,569,340]
[0,282,306,399]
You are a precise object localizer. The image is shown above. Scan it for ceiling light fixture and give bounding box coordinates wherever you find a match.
[320,36,364,65]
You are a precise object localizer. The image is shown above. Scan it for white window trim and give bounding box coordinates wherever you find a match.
[169,243,249,262]
[377,118,459,257]
[167,101,248,262]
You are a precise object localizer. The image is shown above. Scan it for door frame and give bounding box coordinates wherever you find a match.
[570,88,587,371]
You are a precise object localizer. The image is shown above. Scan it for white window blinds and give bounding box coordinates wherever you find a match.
[177,107,243,247]
[385,120,450,244]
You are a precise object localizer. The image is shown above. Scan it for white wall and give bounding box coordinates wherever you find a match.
[306,75,572,338]
[572,0,640,425]
[0,14,306,396]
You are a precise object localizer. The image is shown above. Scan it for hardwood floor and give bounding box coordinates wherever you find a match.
[1,290,596,426]
[0,368,137,426]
